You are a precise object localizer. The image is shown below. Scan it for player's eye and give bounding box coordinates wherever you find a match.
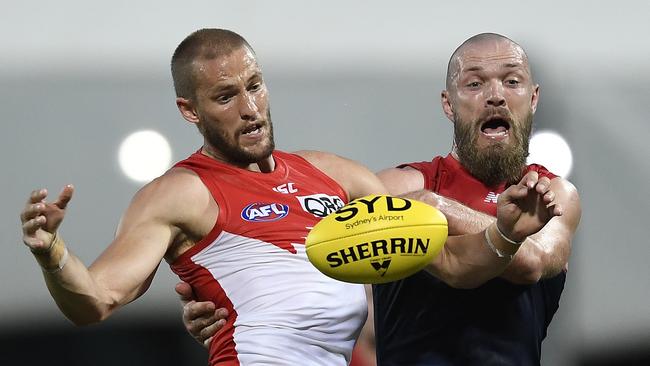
[216,94,234,104]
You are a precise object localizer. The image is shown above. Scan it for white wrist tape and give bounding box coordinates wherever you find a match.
[42,247,69,274]
[484,227,513,260]
[495,224,525,245]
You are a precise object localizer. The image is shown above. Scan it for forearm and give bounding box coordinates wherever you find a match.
[33,235,118,325]
[404,189,571,284]
[400,190,492,235]
[426,223,521,289]
[403,188,571,285]
[501,230,570,283]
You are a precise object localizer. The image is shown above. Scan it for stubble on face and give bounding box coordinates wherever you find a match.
[200,110,275,166]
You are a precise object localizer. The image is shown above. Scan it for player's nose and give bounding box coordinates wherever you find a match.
[485,80,506,108]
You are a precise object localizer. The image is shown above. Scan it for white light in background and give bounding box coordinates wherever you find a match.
[118,130,172,183]
[527,130,573,178]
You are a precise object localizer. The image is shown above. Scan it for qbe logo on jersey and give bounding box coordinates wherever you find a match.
[297,194,345,218]
[241,203,290,222]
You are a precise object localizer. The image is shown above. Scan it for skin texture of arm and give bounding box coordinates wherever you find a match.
[294,150,390,200]
[377,166,581,285]
[20,168,212,325]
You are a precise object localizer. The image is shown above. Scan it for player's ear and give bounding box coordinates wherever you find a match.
[441,90,454,122]
[530,84,540,114]
[177,97,200,125]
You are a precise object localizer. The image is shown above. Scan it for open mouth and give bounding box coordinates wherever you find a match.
[241,122,263,136]
[480,117,511,138]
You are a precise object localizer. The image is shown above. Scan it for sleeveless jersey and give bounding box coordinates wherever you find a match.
[170,150,367,366]
[373,154,566,366]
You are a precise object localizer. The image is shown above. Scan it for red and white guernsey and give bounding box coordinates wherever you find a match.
[170,150,367,366]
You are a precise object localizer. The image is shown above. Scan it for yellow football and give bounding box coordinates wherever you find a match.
[305,195,448,284]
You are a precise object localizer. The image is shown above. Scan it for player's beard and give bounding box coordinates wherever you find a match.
[453,111,533,187]
[202,110,275,165]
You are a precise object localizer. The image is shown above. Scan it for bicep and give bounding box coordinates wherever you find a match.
[376,167,425,196]
[88,186,178,306]
[297,150,389,200]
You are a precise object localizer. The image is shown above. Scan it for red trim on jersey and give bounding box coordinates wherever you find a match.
[172,260,240,366]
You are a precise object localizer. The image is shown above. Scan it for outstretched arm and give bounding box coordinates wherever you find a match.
[419,171,562,288]
[19,172,197,325]
[307,154,563,288]
[380,167,581,284]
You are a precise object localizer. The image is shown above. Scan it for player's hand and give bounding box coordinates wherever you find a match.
[20,185,74,252]
[175,282,227,348]
[496,172,563,242]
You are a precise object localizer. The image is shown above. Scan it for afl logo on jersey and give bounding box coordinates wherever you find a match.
[241,203,290,222]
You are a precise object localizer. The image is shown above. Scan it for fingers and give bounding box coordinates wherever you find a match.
[550,202,563,217]
[21,215,48,248]
[522,171,539,190]
[28,188,48,205]
[175,281,195,304]
[501,172,535,202]
[20,195,49,248]
[20,186,71,251]
[532,176,564,217]
[198,309,227,344]
[505,173,556,203]
[184,300,217,323]
[21,201,46,223]
[54,185,74,210]
[22,189,48,222]
[203,336,214,348]
[183,300,228,346]
[22,212,46,235]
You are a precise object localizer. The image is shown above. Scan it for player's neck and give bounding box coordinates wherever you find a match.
[201,146,275,173]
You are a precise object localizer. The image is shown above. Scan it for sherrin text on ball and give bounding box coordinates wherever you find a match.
[305,195,448,284]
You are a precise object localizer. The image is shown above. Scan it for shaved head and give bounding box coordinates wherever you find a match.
[441,33,539,186]
[446,33,531,91]
[171,28,255,100]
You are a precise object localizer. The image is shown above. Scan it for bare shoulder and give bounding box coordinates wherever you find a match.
[294,150,349,168]
[293,149,362,177]
[376,166,425,196]
[127,167,213,224]
[293,149,388,199]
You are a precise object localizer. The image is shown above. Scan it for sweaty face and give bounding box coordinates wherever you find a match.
[192,47,274,166]
[447,39,538,186]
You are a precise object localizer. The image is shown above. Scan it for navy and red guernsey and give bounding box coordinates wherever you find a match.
[373,154,565,366]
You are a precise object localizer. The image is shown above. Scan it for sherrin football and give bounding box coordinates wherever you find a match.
[305,195,448,284]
